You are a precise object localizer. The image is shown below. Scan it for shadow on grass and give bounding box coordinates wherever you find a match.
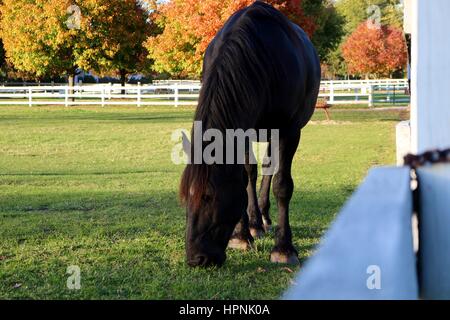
[0,184,346,242]
[0,170,171,176]
[0,185,350,299]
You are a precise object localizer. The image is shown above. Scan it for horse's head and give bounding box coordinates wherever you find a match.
[180,134,247,267]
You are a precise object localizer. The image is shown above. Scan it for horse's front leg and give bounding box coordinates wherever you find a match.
[228,211,254,250]
[245,161,266,239]
[270,131,301,265]
[228,162,255,251]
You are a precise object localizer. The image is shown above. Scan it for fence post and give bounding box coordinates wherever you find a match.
[393,84,396,105]
[108,82,112,100]
[174,83,179,108]
[28,88,32,107]
[329,81,335,104]
[368,85,374,108]
[65,87,69,107]
[137,82,141,108]
[101,87,105,107]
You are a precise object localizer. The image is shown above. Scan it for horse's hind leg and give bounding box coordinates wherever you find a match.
[270,131,301,265]
[258,146,273,232]
[259,175,273,232]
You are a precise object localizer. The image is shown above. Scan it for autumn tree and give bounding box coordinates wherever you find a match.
[341,22,407,78]
[320,0,404,79]
[0,0,80,85]
[0,0,152,87]
[146,0,320,79]
[79,0,152,88]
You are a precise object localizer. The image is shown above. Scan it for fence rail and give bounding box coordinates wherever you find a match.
[0,79,409,107]
[284,167,419,300]
[321,79,408,86]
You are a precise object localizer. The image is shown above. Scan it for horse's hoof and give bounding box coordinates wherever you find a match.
[250,228,265,239]
[228,238,253,250]
[270,251,300,265]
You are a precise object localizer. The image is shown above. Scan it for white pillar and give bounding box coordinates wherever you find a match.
[409,0,450,300]
[410,0,450,153]
[418,165,450,299]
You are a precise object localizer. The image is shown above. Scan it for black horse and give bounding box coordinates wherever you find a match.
[180,1,320,267]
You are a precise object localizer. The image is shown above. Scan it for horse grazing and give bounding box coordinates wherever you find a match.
[180,1,321,267]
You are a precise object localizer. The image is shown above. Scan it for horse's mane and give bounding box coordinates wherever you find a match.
[180,2,296,210]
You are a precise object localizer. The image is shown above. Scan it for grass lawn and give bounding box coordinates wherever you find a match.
[0,105,409,300]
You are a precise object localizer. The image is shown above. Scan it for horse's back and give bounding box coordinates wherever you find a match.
[253,7,320,130]
[203,1,321,131]
[289,23,321,129]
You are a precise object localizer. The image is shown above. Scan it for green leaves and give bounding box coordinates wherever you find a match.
[336,0,403,35]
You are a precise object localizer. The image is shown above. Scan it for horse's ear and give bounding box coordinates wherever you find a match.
[182,131,191,156]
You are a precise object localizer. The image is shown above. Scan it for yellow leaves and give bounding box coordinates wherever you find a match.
[1,0,151,77]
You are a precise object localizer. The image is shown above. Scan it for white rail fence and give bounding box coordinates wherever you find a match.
[320,79,409,107]
[319,83,374,106]
[0,84,201,107]
[0,79,409,107]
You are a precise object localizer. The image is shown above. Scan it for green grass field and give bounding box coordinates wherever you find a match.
[0,105,408,299]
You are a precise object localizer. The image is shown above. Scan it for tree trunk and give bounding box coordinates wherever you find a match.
[120,69,127,95]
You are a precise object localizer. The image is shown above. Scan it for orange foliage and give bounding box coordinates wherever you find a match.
[342,22,407,77]
[146,0,315,78]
